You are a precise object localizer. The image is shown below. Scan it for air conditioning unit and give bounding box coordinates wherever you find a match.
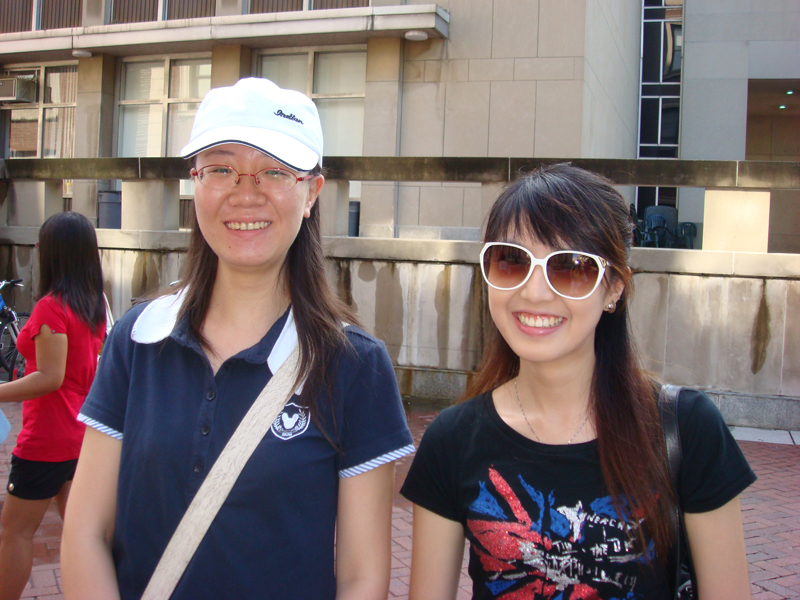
[0,77,36,103]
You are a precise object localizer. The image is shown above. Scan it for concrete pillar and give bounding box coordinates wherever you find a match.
[73,54,116,224]
[211,45,252,89]
[215,0,249,16]
[480,182,505,236]
[319,180,350,237]
[121,181,180,230]
[702,190,770,252]
[7,181,63,226]
[81,0,110,26]
[360,37,403,237]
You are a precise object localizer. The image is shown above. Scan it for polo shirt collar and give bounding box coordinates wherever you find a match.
[131,291,301,389]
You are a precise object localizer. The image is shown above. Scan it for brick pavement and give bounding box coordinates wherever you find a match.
[1,400,799,599]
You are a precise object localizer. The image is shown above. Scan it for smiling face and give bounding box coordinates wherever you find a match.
[487,232,624,371]
[193,143,323,278]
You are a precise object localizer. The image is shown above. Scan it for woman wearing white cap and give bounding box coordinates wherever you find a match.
[61,78,414,600]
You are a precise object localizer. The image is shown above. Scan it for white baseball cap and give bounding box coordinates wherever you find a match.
[180,77,323,171]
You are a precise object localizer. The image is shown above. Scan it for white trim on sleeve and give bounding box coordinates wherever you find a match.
[78,413,123,441]
[338,443,416,478]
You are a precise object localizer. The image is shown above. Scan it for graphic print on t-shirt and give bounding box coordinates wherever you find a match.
[467,466,651,599]
[270,402,310,440]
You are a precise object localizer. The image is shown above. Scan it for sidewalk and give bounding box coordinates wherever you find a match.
[2,401,799,599]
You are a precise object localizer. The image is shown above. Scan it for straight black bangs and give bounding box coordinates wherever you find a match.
[485,164,632,275]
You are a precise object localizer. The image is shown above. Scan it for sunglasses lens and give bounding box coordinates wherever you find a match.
[483,245,532,289]
[546,253,601,299]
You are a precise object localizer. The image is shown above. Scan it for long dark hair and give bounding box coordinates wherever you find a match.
[37,211,106,332]
[177,166,358,424]
[464,164,673,563]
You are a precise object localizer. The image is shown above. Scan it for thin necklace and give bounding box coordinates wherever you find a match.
[513,379,593,445]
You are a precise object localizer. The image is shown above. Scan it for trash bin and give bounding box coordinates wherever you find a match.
[98,191,121,229]
[348,201,360,237]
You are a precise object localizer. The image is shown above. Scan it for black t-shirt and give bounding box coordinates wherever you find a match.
[401,389,756,599]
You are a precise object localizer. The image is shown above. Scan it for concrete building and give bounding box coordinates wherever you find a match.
[1,0,798,249]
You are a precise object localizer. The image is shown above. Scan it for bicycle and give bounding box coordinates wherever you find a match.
[0,279,30,380]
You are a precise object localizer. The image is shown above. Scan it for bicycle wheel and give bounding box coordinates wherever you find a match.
[0,312,29,377]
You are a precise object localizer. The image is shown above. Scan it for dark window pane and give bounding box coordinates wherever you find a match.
[660,98,680,145]
[660,84,681,96]
[639,146,660,158]
[250,0,302,12]
[41,0,81,29]
[641,85,660,97]
[642,83,682,97]
[644,8,666,20]
[112,0,157,23]
[657,146,679,158]
[637,187,657,220]
[645,0,662,6]
[640,98,659,144]
[168,0,215,19]
[642,22,662,83]
[0,0,32,33]
[663,23,682,82]
[658,187,677,207]
[312,0,368,7]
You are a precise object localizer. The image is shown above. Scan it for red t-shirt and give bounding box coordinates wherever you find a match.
[13,295,105,462]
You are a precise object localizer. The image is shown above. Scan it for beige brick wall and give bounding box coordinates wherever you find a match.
[361,0,641,238]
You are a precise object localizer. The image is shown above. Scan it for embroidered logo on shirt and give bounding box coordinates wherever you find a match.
[271,403,310,440]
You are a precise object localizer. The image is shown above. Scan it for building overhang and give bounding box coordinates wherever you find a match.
[0,4,449,63]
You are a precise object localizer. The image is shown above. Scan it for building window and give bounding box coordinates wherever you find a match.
[117,56,211,158]
[637,0,683,218]
[1,64,77,159]
[258,48,366,157]
[116,56,210,208]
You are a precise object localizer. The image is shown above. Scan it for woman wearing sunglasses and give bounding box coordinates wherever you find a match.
[61,78,413,600]
[401,164,754,599]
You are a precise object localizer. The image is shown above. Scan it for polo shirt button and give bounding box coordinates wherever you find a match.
[201,425,210,436]
[193,463,204,474]
[206,391,216,401]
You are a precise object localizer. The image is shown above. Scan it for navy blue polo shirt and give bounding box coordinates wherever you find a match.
[79,294,414,600]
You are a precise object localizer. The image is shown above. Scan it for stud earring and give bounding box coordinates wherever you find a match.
[605,301,616,313]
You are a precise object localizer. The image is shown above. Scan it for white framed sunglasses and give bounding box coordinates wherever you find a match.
[479,242,610,300]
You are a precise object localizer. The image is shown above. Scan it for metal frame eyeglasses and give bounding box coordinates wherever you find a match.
[480,242,610,300]
[190,164,315,193]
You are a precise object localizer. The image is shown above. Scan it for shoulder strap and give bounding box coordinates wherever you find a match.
[659,384,683,490]
[658,383,683,600]
[141,345,301,600]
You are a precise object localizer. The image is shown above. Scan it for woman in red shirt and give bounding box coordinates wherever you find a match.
[0,211,106,600]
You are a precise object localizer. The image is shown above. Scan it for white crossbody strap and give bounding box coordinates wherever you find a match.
[141,345,301,600]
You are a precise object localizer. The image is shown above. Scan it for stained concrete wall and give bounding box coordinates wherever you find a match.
[2,236,798,428]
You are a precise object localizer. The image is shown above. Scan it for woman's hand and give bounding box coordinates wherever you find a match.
[61,427,122,600]
[335,462,395,600]
[0,325,66,403]
[684,495,751,600]
[408,504,465,600]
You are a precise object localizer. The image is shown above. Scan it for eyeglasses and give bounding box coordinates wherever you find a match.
[480,242,609,300]
[190,164,314,193]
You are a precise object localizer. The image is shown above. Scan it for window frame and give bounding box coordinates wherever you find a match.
[255,44,367,102]
[1,60,78,159]
[255,45,367,162]
[113,52,212,159]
